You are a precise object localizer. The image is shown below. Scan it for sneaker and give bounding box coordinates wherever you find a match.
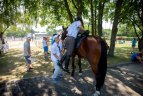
[52,78,59,83]
[58,74,64,78]
[27,69,32,72]
[29,67,33,69]
[53,78,58,81]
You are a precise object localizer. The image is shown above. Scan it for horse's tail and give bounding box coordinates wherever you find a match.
[96,39,107,91]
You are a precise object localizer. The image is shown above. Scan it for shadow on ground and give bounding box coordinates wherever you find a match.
[0,63,143,96]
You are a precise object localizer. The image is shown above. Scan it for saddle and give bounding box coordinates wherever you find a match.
[75,30,89,48]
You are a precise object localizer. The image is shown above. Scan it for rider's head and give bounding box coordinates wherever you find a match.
[74,16,82,22]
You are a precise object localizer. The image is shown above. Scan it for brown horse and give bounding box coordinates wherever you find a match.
[61,28,108,96]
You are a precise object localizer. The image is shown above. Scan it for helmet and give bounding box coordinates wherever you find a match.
[74,16,82,21]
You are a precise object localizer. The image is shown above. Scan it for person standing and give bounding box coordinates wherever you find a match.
[42,37,48,60]
[24,36,32,72]
[131,38,137,53]
[51,35,63,81]
[60,16,85,73]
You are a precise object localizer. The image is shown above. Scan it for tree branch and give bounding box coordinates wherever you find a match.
[2,25,9,33]
[71,0,78,10]
[128,17,140,40]
[132,22,140,40]
[64,0,73,23]
[132,16,143,32]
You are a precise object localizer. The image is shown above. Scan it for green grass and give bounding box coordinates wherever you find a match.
[108,43,138,65]
[0,48,54,83]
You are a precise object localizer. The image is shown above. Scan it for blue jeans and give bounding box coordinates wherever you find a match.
[25,56,31,64]
[43,46,48,52]
[52,60,63,79]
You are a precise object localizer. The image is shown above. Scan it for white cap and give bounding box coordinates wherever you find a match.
[26,35,31,39]
[53,35,59,40]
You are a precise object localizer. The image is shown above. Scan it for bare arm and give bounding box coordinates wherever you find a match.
[78,26,85,33]
[136,56,143,63]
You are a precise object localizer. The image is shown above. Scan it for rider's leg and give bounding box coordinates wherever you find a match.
[64,55,70,73]
[63,36,75,73]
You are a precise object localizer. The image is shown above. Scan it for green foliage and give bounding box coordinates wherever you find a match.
[102,28,111,39]
[117,24,141,37]
[5,26,29,37]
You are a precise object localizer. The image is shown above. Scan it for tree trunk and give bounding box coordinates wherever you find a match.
[138,0,143,51]
[0,32,3,55]
[64,0,73,23]
[76,0,84,27]
[0,32,3,39]
[108,0,123,56]
[97,1,105,37]
[138,36,143,51]
[94,0,97,35]
[90,0,95,36]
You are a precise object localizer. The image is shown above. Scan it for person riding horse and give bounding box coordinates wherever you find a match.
[59,16,85,73]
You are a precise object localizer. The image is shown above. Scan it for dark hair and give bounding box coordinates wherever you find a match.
[53,34,57,36]
[74,16,82,22]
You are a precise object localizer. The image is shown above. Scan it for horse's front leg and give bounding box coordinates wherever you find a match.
[71,55,76,77]
[78,57,82,76]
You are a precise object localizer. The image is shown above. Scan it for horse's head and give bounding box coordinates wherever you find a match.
[61,26,68,40]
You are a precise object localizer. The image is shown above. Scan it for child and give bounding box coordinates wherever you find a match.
[42,37,48,60]
[131,52,143,64]
[51,35,63,81]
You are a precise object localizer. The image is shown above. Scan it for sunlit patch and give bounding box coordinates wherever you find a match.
[105,74,140,96]
[0,41,54,82]
[71,87,82,95]
[84,77,94,83]
[38,82,44,88]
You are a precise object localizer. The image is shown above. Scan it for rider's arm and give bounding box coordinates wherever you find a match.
[77,21,84,33]
[78,26,85,32]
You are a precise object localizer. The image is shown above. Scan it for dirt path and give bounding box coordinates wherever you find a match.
[0,63,142,96]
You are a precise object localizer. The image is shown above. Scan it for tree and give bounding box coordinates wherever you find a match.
[108,0,123,56]
[97,0,106,36]
[0,0,22,38]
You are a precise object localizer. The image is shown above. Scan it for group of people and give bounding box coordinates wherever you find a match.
[23,16,85,82]
[23,16,143,82]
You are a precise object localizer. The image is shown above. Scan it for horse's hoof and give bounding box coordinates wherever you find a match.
[78,73,82,76]
[93,91,100,96]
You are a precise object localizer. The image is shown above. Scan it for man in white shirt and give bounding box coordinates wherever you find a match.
[62,16,85,73]
[51,35,63,81]
[24,36,32,72]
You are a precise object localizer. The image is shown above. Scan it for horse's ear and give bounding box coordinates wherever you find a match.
[62,26,64,30]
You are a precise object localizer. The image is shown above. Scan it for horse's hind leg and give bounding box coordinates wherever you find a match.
[78,57,82,76]
[71,56,76,77]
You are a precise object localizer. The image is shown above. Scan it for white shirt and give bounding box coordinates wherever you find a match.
[42,39,47,47]
[67,21,82,38]
[24,41,30,56]
[51,42,61,61]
